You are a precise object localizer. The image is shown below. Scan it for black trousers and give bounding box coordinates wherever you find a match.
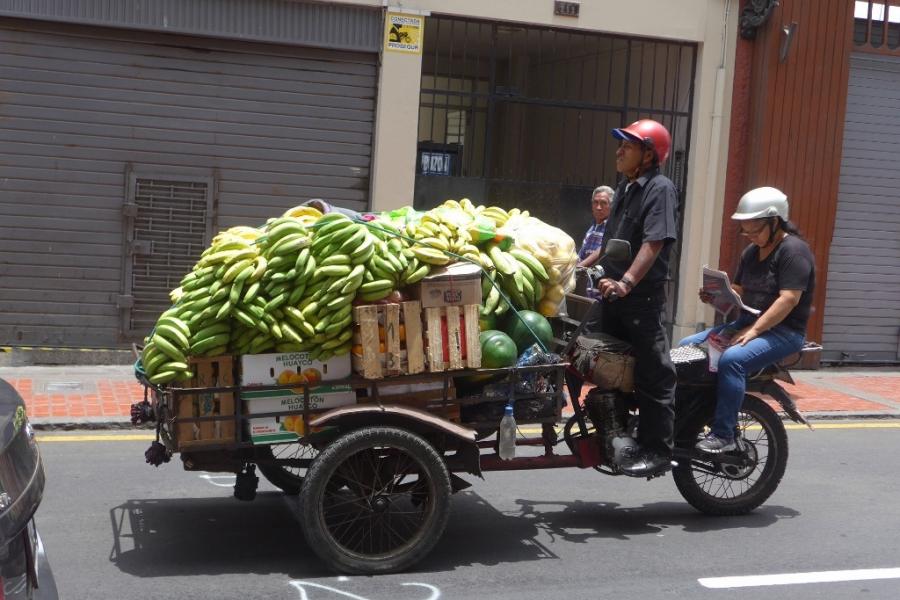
[578,289,676,453]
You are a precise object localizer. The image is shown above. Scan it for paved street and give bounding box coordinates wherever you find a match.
[37,424,900,600]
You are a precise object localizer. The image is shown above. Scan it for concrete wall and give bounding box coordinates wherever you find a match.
[358,0,739,341]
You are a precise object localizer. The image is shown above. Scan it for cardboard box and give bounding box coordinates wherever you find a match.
[240,352,354,444]
[241,352,351,385]
[244,384,356,444]
[412,262,482,308]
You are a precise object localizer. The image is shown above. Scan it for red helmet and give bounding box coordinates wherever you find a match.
[611,119,672,165]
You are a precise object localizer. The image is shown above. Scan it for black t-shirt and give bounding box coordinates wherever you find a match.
[734,234,816,332]
[600,168,678,294]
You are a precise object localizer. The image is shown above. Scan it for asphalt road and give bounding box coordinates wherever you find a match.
[36,423,900,600]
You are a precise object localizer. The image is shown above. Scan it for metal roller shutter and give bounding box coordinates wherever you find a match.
[822,54,900,363]
[0,20,377,347]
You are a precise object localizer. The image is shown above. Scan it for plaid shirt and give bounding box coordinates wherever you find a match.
[578,220,607,261]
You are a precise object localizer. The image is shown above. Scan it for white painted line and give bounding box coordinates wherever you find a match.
[699,567,900,589]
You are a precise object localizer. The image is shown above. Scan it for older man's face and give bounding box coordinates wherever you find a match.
[591,192,611,224]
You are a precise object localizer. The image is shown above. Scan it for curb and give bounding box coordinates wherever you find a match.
[29,411,900,432]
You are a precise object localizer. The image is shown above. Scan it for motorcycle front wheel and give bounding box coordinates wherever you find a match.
[673,394,788,516]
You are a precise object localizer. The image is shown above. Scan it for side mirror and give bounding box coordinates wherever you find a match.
[604,239,632,265]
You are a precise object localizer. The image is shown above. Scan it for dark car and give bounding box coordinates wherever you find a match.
[0,379,58,599]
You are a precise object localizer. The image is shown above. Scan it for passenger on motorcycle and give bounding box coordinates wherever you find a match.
[679,187,815,453]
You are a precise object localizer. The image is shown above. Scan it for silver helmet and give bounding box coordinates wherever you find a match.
[732,186,789,221]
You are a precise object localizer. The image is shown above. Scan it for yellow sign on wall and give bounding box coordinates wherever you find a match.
[384,12,424,54]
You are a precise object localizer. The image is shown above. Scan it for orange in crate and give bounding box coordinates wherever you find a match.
[352,301,424,379]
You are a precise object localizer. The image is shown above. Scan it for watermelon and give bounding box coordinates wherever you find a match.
[480,331,518,369]
[506,310,554,353]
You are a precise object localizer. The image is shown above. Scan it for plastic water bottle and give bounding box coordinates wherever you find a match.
[498,404,517,460]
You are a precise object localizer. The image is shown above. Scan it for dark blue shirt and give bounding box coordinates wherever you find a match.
[600,168,678,294]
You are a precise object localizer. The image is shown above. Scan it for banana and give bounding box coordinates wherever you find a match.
[318,265,352,279]
[482,284,501,315]
[144,352,170,378]
[294,247,310,273]
[155,323,190,351]
[358,287,393,302]
[152,333,186,363]
[232,307,258,330]
[271,233,311,256]
[403,264,430,285]
[320,254,351,267]
[323,292,354,313]
[266,220,307,245]
[223,258,253,283]
[194,322,230,340]
[411,246,450,266]
[216,300,233,321]
[359,279,394,294]
[488,245,517,275]
[156,316,191,340]
[265,292,288,312]
[280,321,304,344]
[149,370,180,385]
[371,254,399,275]
[311,212,352,230]
[229,280,245,305]
[243,281,261,304]
[509,249,550,282]
[337,226,367,254]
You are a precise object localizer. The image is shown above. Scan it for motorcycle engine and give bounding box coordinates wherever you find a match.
[584,389,637,466]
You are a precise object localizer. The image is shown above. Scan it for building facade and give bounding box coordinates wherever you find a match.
[721,0,900,365]
[0,0,742,352]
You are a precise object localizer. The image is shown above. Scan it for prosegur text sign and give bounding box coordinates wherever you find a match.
[385,13,424,54]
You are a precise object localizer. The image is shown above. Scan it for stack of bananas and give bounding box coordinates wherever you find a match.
[140,199,576,386]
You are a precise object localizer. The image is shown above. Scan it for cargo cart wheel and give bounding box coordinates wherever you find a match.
[257,442,319,495]
[298,426,452,574]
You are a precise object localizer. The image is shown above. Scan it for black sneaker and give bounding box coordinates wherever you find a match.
[695,432,737,453]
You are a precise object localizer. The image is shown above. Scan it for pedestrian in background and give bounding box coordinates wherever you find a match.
[577,186,614,268]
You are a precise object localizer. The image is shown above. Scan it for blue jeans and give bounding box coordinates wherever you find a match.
[678,316,805,439]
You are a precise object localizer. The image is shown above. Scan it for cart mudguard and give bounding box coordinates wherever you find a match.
[310,405,482,476]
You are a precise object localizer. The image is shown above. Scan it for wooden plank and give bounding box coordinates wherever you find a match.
[464,304,482,369]
[384,303,402,375]
[425,307,444,373]
[445,305,463,370]
[404,301,424,374]
[355,305,381,379]
[176,391,196,446]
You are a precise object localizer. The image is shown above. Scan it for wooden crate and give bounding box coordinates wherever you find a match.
[423,304,481,372]
[355,379,460,422]
[174,356,236,449]
[351,301,424,379]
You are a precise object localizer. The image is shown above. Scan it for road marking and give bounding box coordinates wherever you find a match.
[699,567,900,588]
[33,421,900,442]
[37,433,155,442]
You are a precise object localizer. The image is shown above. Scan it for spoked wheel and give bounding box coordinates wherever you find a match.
[673,394,788,515]
[298,426,452,574]
[256,442,320,495]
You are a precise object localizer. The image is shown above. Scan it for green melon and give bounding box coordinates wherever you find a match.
[480,331,518,369]
[506,310,554,353]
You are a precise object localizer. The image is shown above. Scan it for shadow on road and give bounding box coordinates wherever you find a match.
[109,490,800,576]
[422,491,800,571]
[109,492,322,578]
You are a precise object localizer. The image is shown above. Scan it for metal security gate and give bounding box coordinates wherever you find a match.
[415,16,697,327]
[0,18,377,348]
[822,53,900,363]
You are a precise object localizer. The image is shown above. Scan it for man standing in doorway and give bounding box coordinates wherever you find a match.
[577,185,614,268]
[596,119,679,477]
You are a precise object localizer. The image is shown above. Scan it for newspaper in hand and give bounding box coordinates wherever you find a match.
[702,265,760,317]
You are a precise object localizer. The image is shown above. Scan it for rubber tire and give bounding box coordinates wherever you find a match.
[256,443,318,495]
[298,426,452,574]
[673,394,788,516]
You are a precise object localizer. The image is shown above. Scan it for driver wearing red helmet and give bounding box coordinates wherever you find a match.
[595,119,679,477]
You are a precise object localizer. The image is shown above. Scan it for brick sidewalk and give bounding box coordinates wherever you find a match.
[2,368,899,424]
